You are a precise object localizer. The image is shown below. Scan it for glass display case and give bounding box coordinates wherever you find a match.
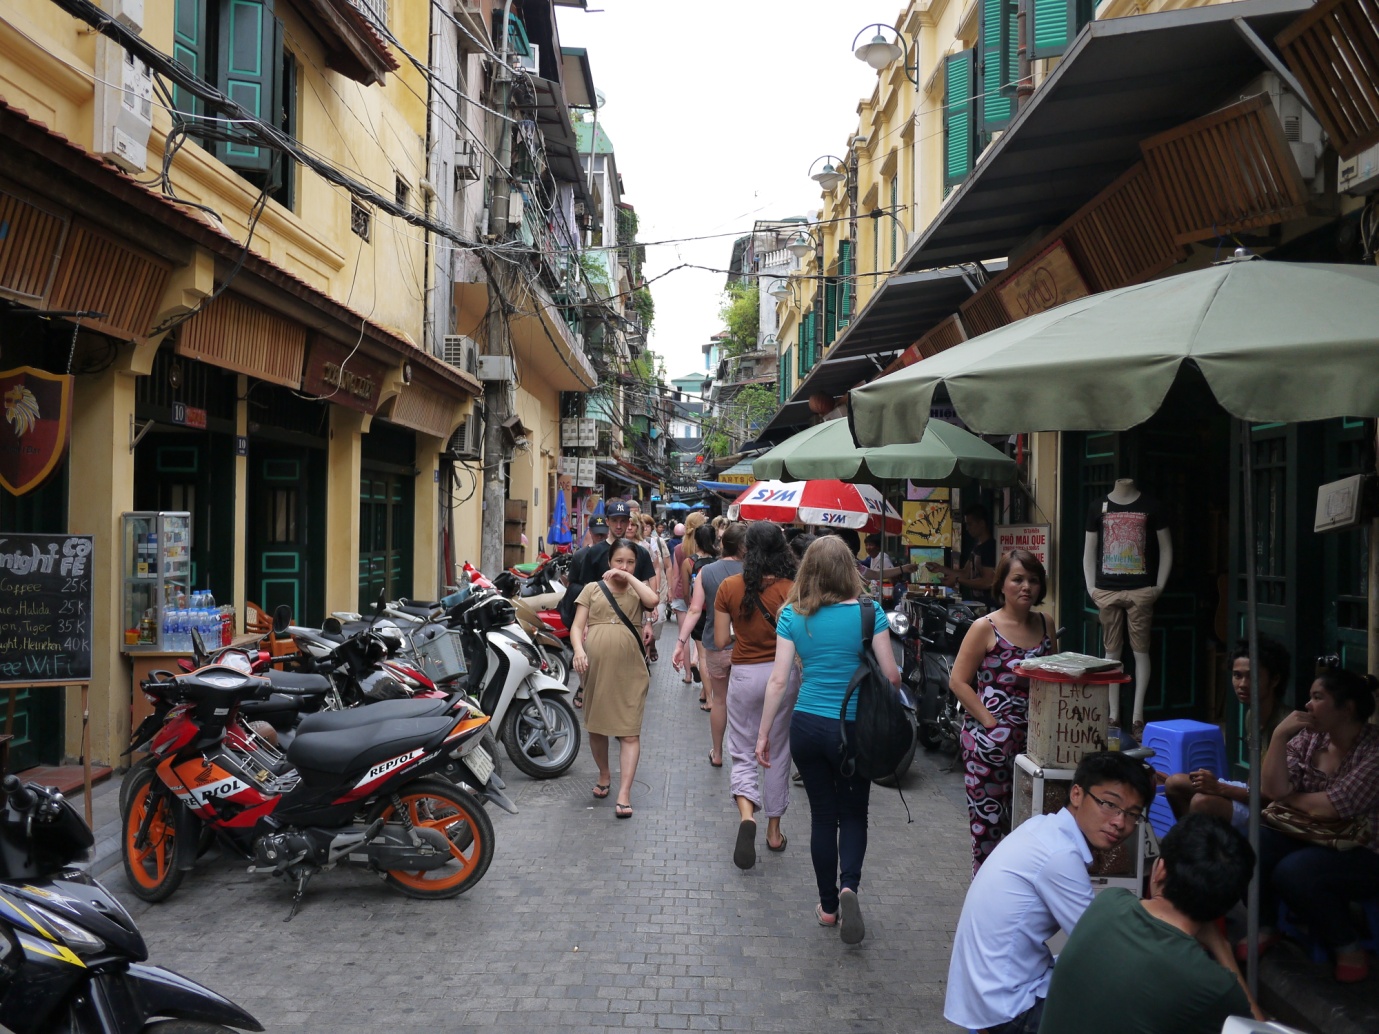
[121,511,191,652]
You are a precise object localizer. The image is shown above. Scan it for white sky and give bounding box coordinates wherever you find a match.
[557,0,906,383]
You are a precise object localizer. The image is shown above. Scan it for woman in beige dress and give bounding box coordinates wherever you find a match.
[571,538,659,818]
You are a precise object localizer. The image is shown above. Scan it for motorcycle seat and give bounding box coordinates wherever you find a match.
[287,716,455,775]
[393,603,436,617]
[295,697,450,736]
[264,670,331,695]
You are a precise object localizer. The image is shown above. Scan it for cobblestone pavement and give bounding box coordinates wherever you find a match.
[104,624,973,1033]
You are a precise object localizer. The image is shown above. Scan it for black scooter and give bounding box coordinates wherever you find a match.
[0,775,261,1032]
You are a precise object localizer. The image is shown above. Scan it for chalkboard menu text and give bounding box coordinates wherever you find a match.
[0,534,94,684]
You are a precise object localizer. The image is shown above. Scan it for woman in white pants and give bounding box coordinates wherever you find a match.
[714,521,797,870]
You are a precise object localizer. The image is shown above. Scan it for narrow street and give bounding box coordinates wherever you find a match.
[103,625,973,1033]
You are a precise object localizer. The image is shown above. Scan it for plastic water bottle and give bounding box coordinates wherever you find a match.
[161,607,173,650]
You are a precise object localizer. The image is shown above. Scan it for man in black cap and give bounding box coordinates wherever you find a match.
[561,500,656,646]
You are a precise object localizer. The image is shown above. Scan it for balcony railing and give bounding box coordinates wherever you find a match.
[346,0,388,31]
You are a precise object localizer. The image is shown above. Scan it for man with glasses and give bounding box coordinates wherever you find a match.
[945,751,1155,1034]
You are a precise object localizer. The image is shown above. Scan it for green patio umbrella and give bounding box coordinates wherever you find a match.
[848,257,1379,448]
[752,416,1017,486]
[847,255,1379,997]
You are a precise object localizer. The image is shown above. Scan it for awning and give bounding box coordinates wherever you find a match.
[597,461,658,490]
[530,75,596,211]
[697,480,747,497]
[714,460,758,486]
[893,0,1311,275]
[765,263,1005,433]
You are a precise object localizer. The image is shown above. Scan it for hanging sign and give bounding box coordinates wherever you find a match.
[170,402,207,429]
[0,368,73,497]
[997,524,1052,571]
[302,338,389,414]
[0,534,94,684]
[996,240,1090,320]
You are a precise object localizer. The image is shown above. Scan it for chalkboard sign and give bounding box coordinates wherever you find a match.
[0,534,94,685]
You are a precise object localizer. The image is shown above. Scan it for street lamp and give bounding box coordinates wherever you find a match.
[851,23,919,85]
[808,155,848,191]
[767,277,793,301]
[787,229,819,261]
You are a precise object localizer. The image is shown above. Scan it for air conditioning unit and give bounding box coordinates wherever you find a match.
[1239,73,1325,189]
[454,139,481,181]
[447,412,483,461]
[507,189,524,227]
[93,38,153,173]
[442,334,478,376]
[512,43,539,74]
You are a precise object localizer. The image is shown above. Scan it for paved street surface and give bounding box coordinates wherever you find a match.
[104,625,973,1033]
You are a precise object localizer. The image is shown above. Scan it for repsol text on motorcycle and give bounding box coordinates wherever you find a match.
[122,663,497,919]
[0,775,262,1032]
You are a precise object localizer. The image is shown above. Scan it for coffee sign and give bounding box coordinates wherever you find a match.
[302,338,389,414]
[995,240,1091,321]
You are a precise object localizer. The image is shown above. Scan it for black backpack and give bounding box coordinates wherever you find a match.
[838,599,916,782]
[557,546,590,630]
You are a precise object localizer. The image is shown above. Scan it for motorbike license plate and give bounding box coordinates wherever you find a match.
[464,745,495,785]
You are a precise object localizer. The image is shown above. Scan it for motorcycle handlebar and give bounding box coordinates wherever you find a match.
[3,774,36,812]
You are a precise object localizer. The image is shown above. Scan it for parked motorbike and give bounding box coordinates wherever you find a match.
[0,775,261,1032]
[907,594,982,756]
[122,663,497,916]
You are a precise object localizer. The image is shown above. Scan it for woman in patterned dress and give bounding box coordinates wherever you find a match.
[949,548,1057,874]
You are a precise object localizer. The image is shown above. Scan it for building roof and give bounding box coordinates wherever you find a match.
[573,120,616,155]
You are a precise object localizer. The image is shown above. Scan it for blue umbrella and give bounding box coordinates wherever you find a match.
[663,501,690,511]
[548,488,571,544]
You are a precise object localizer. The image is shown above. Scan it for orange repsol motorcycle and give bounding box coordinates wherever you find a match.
[122,663,495,918]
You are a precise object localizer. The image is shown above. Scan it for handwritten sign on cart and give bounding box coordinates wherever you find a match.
[0,534,95,685]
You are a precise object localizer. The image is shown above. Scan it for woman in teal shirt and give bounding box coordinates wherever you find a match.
[756,535,900,945]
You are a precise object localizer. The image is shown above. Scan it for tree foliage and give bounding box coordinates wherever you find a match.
[717,284,759,357]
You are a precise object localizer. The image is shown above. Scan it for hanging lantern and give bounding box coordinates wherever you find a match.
[808,393,836,416]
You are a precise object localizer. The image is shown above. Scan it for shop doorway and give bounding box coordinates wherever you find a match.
[359,420,415,609]
[247,447,326,624]
[1060,377,1232,725]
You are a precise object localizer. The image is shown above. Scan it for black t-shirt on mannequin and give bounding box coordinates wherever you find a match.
[1085,495,1168,591]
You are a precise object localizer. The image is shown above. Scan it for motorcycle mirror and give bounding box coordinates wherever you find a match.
[886,611,911,637]
[272,605,291,636]
[190,626,207,663]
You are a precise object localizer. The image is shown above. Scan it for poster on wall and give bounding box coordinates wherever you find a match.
[906,483,950,503]
[996,524,1051,571]
[908,547,946,584]
[903,499,952,547]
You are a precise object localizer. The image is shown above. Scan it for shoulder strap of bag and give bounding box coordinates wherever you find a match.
[838,599,878,776]
[755,593,778,629]
[598,581,647,662]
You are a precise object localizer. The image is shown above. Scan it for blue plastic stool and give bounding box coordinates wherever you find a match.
[1140,720,1229,841]
[1277,898,1379,962]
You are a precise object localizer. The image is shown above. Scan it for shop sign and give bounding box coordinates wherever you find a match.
[997,524,1051,571]
[302,338,388,414]
[0,367,73,497]
[171,402,207,429]
[995,240,1090,320]
[718,473,755,485]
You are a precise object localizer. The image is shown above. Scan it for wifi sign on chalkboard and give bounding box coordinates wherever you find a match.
[0,534,95,685]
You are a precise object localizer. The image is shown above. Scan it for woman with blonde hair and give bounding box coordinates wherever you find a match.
[756,535,900,944]
[671,511,708,685]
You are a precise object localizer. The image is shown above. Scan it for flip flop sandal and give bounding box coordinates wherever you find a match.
[573,689,584,709]
[767,833,788,852]
[707,750,722,767]
[838,889,864,945]
[733,818,756,870]
[614,802,633,819]
[592,783,610,799]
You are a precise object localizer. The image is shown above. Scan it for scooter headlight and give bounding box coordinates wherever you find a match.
[886,611,910,637]
[27,902,106,956]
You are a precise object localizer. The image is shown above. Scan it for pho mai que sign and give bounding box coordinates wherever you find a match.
[996,240,1091,321]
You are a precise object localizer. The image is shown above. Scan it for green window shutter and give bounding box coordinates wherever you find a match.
[823,280,838,347]
[979,0,1017,133]
[796,322,806,380]
[943,49,979,189]
[804,310,817,370]
[216,0,281,172]
[1031,0,1095,61]
[838,242,853,326]
[778,352,786,405]
[172,0,207,122]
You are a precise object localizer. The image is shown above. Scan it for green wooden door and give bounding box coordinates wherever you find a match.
[358,470,413,609]
[248,447,324,624]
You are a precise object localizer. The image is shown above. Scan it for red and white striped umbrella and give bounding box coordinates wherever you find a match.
[728,479,903,534]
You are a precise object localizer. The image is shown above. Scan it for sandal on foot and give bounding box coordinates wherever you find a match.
[573,689,584,709]
[592,783,610,799]
[614,802,633,819]
[767,833,788,852]
[839,889,864,945]
[700,702,712,712]
[708,750,723,768]
[648,644,658,662]
[733,818,757,870]
[815,904,838,928]
[691,665,701,683]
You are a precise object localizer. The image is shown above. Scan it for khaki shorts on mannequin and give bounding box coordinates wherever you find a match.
[1090,586,1157,654]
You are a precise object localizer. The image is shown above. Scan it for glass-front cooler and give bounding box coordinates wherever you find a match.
[121,511,191,652]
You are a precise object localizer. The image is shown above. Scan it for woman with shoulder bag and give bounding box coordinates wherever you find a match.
[571,538,660,819]
[1246,663,1379,982]
[949,548,1056,875]
[677,524,717,695]
[755,535,900,945]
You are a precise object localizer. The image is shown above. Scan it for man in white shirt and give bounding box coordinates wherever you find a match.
[944,751,1155,1034]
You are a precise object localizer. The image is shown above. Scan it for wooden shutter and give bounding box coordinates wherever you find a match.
[944,50,980,188]
[796,321,807,380]
[837,242,853,326]
[217,0,282,171]
[778,351,787,405]
[172,0,207,122]
[804,310,817,371]
[823,280,838,347]
[889,179,899,264]
[979,0,1018,132]
[1031,0,1095,61]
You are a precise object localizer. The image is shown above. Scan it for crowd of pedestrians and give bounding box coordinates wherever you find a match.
[561,500,1377,1029]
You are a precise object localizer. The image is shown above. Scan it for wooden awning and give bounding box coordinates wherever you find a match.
[1277,0,1379,160]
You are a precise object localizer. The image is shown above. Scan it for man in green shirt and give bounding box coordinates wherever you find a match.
[1038,814,1263,1034]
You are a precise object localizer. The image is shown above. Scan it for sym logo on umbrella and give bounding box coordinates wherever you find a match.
[748,486,799,503]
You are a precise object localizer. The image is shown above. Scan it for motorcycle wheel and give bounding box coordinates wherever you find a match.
[368,777,494,899]
[481,726,504,780]
[541,646,570,686]
[119,755,159,819]
[918,722,944,752]
[140,1022,240,1033]
[122,766,188,903]
[500,691,581,779]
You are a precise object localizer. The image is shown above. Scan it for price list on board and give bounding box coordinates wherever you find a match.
[0,534,95,684]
